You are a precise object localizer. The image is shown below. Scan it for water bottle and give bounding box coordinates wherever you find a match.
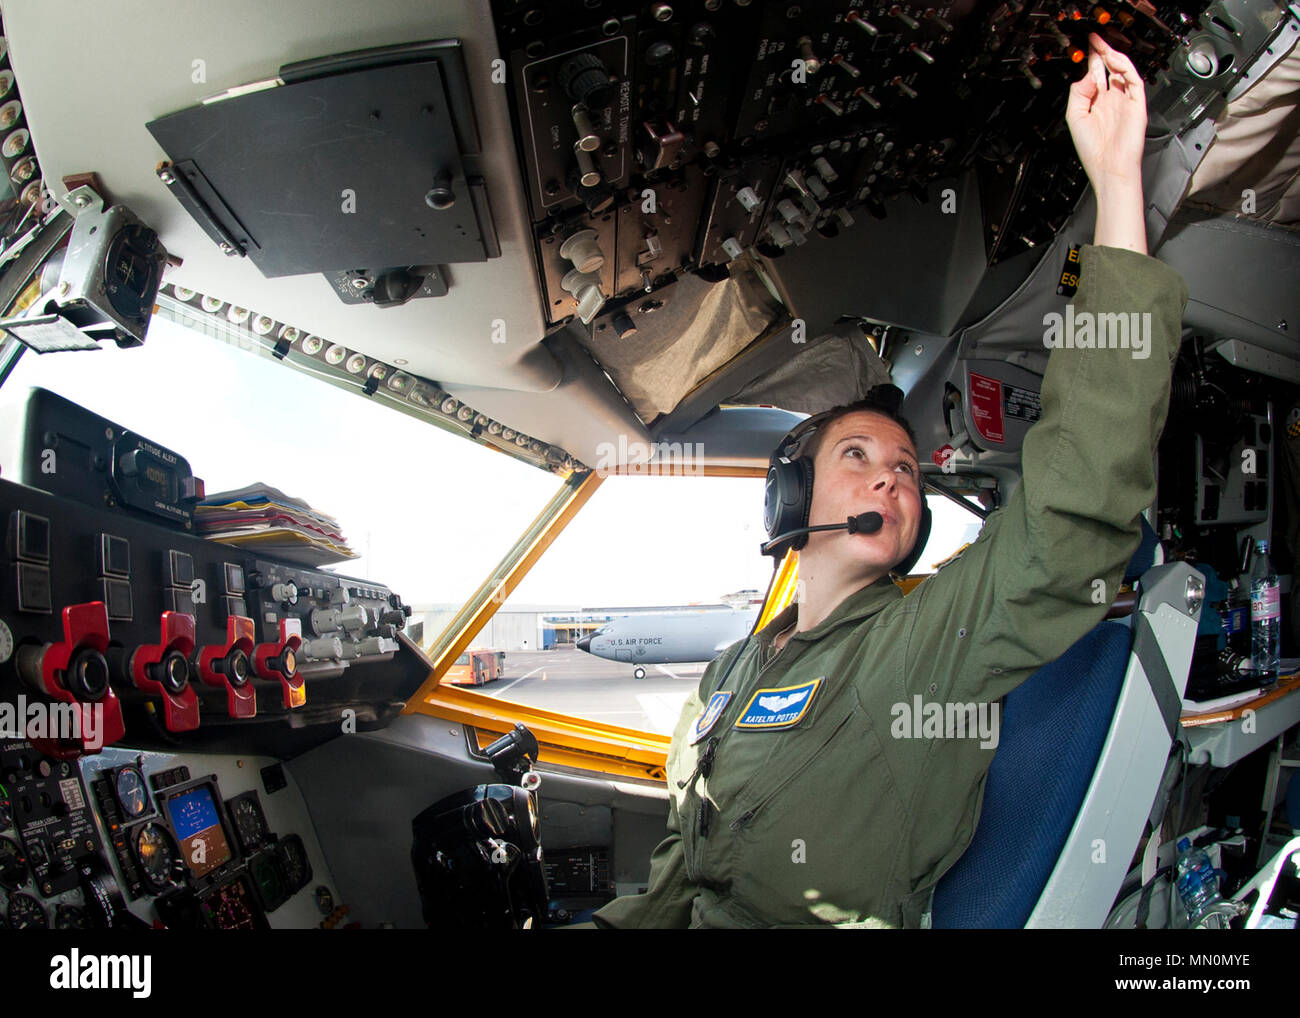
[1174,838,1221,925]
[1249,539,1280,685]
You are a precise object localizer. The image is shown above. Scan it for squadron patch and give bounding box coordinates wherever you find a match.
[734,678,823,731]
[689,691,733,745]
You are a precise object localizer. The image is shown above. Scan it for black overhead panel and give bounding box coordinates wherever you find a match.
[146,40,499,303]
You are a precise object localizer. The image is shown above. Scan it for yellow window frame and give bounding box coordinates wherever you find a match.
[403,463,929,780]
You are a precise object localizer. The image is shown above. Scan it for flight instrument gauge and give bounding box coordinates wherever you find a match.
[114,765,151,820]
[0,836,27,891]
[8,892,47,929]
[226,791,270,854]
[0,782,12,830]
[277,834,312,893]
[134,823,180,893]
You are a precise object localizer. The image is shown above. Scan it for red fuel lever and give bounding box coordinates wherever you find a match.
[130,612,199,732]
[196,616,257,718]
[26,602,126,757]
[253,618,306,709]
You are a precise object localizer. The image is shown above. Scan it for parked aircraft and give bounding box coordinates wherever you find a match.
[576,608,759,678]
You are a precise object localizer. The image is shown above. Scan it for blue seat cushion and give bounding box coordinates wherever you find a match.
[931,621,1132,928]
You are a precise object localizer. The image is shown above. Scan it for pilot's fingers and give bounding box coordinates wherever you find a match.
[1087,31,1116,56]
[1090,32,1142,95]
[1088,47,1108,94]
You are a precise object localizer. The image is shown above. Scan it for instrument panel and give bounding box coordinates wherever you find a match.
[0,740,333,930]
[492,0,1219,336]
[0,388,431,758]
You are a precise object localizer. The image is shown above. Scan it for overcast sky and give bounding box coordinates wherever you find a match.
[0,315,979,611]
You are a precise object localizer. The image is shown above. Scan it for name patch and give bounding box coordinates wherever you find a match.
[734,678,822,730]
[689,691,732,744]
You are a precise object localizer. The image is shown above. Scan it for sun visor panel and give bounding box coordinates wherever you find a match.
[145,42,498,281]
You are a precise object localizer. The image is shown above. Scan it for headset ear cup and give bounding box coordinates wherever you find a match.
[763,455,815,556]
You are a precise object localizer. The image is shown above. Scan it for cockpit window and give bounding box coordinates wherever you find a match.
[0,315,564,617]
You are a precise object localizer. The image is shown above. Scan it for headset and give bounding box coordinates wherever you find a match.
[761,384,933,573]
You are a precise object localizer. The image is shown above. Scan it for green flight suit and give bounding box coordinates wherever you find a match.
[592,245,1189,929]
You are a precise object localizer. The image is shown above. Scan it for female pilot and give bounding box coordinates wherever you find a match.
[592,33,1189,928]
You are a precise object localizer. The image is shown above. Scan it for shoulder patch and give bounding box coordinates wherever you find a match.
[734,678,822,731]
[689,691,732,744]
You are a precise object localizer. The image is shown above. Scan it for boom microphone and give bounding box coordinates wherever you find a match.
[760,511,884,557]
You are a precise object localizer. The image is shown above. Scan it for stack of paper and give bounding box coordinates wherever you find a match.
[195,483,357,566]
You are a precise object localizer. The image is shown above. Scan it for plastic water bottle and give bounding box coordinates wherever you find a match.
[1174,838,1221,925]
[1249,539,1280,685]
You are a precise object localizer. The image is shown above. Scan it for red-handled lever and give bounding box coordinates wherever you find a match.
[130,612,199,732]
[17,602,126,757]
[253,618,306,709]
[196,616,257,718]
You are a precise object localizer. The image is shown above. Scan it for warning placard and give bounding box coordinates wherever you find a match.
[1004,383,1041,424]
[969,372,1005,443]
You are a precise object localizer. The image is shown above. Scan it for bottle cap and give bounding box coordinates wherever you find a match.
[1177,837,1191,852]
[1257,539,1269,552]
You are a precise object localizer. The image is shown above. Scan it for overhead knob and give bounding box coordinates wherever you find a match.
[558,54,614,107]
[559,229,605,273]
[560,269,606,324]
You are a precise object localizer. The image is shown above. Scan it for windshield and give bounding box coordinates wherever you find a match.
[0,316,563,611]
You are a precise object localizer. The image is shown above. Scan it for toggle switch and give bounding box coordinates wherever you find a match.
[797,37,821,75]
[890,5,921,29]
[571,104,601,152]
[830,54,861,78]
[573,147,603,188]
[846,10,879,35]
[815,94,844,116]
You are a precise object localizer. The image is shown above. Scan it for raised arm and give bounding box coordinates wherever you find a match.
[901,34,1188,703]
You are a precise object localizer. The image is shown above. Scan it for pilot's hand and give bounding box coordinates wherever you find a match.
[1065,33,1146,198]
[1066,33,1148,253]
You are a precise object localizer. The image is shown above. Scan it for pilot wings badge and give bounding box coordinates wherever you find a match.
[735,678,823,731]
[689,691,733,745]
